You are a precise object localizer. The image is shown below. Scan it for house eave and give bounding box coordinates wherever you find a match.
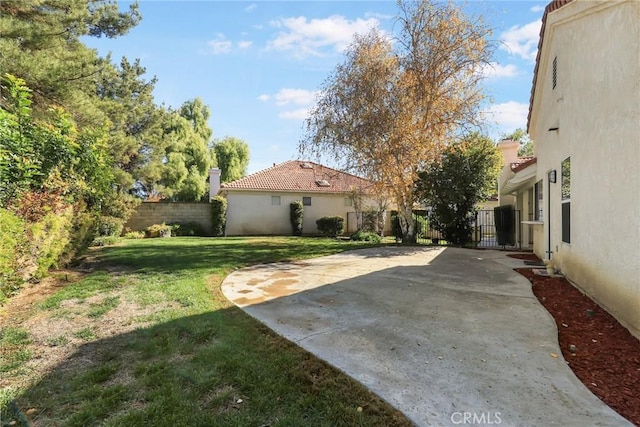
[500,163,538,196]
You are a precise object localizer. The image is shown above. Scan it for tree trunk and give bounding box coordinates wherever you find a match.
[398,205,416,243]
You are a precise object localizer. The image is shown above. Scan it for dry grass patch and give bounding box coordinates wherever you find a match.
[2,237,410,426]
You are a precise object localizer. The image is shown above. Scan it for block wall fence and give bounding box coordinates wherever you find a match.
[124,202,212,236]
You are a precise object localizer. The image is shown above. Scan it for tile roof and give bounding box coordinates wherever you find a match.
[527,0,575,132]
[220,160,374,193]
[511,157,537,173]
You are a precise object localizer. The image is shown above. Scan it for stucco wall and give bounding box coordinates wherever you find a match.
[529,0,640,336]
[223,191,380,236]
[124,202,213,236]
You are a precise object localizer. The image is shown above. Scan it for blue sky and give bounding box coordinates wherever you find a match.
[85,1,548,174]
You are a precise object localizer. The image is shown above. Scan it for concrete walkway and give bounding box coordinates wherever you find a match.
[222,246,631,426]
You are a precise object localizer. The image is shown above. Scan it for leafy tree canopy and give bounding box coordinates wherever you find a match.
[0,0,140,125]
[1,1,236,210]
[155,100,216,201]
[416,133,502,245]
[213,137,250,183]
[0,74,113,209]
[299,0,494,242]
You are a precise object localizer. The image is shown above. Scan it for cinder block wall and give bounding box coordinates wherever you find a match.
[124,202,212,236]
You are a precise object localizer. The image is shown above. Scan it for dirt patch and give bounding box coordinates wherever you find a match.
[0,272,177,394]
[0,270,84,327]
[515,267,640,426]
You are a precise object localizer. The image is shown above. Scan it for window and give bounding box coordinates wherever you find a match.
[534,180,543,221]
[302,197,311,206]
[271,196,281,206]
[561,157,571,201]
[561,157,571,243]
[344,198,353,207]
[552,56,557,90]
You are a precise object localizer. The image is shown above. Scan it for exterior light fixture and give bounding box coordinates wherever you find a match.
[548,170,557,183]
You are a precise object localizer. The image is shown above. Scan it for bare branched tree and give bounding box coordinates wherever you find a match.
[299,0,494,242]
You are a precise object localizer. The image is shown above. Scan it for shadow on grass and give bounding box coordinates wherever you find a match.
[95,237,386,274]
[95,237,446,275]
[3,305,410,427]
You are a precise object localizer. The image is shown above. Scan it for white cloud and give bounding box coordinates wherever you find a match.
[207,34,232,54]
[481,62,518,79]
[500,20,542,62]
[365,11,393,20]
[244,3,257,12]
[279,108,310,120]
[260,88,316,120]
[274,88,317,106]
[238,40,253,49]
[484,101,529,131]
[267,15,381,57]
[530,5,545,13]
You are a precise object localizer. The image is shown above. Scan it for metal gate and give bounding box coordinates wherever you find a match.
[402,210,521,249]
[474,209,521,249]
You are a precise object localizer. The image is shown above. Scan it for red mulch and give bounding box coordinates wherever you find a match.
[515,267,640,426]
[507,253,541,261]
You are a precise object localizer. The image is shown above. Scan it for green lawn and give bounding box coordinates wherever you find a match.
[0,237,411,426]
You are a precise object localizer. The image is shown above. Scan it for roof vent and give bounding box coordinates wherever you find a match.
[300,162,313,169]
[316,179,331,187]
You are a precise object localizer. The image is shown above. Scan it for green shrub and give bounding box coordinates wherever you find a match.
[211,196,227,237]
[60,207,99,266]
[96,216,124,237]
[123,231,145,239]
[168,221,205,237]
[290,201,304,236]
[316,216,344,237]
[350,230,382,243]
[28,207,74,279]
[0,209,27,302]
[1,197,93,300]
[91,236,119,246]
[145,223,172,238]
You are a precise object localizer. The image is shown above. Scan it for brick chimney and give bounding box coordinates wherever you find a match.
[209,168,221,201]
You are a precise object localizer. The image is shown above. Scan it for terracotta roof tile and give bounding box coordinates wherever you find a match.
[511,157,537,173]
[527,0,575,132]
[220,160,374,193]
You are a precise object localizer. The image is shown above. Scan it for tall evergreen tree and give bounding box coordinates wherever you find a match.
[155,100,216,201]
[213,137,249,183]
[0,1,140,125]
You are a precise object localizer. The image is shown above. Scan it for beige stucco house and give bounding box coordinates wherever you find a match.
[212,160,386,236]
[500,0,640,337]
[497,139,538,250]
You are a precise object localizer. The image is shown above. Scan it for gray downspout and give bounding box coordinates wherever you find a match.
[546,170,556,260]
[547,176,552,260]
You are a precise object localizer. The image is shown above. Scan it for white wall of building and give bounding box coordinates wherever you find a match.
[529,0,640,336]
[223,191,378,236]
